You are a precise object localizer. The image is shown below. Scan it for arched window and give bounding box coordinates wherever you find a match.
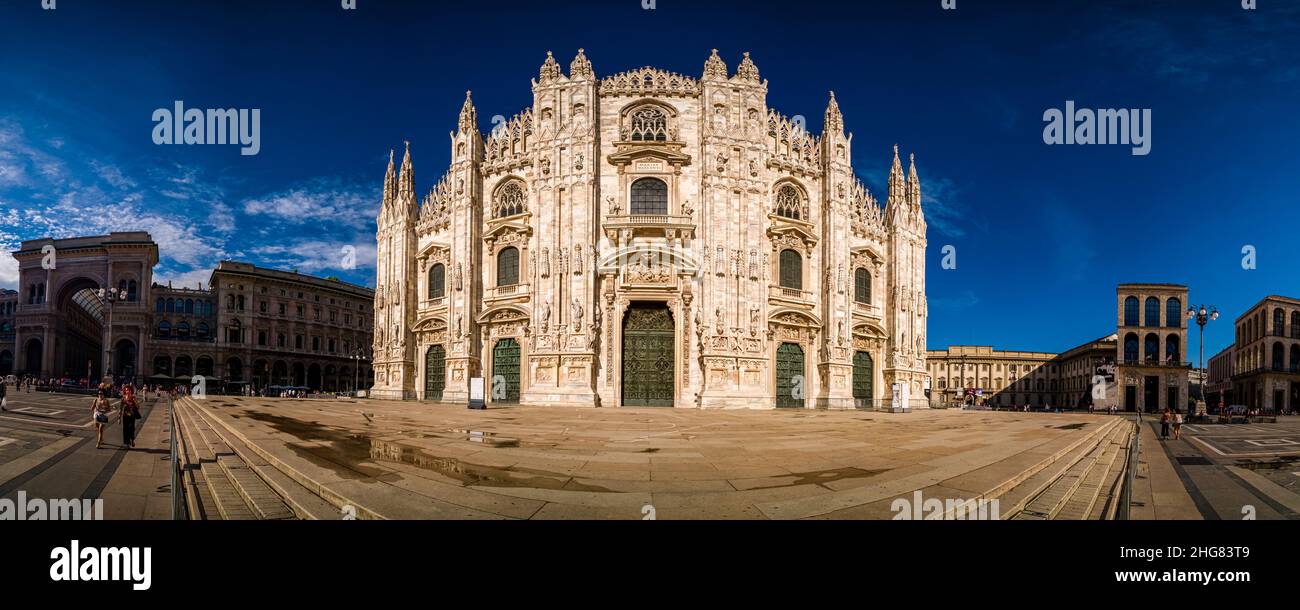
[428,264,445,299]
[1166,298,1181,328]
[1291,344,1300,372]
[156,298,165,313]
[1145,297,1160,327]
[774,184,804,220]
[1165,335,1180,364]
[1274,308,1286,336]
[157,321,171,337]
[196,322,209,339]
[1144,334,1159,363]
[779,249,802,290]
[627,105,668,142]
[497,247,520,286]
[1273,342,1285,370]
[493,181,526,218]
[1124,333,1139,363]
[166,298,175,313]
[186,299,195,314]
[1124,297,1139,326]
[176,321,190,338]
[854,268,871,304]
[1292,311,1300,339]
[629,178,668,215]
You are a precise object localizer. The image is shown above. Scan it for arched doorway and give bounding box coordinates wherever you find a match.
[621,302,674,407]
[226,357,243,383]
[425,345,446,400]
[0,350,13,375]
[307,364,322,391]
[491,339,520,404]
[292,362,306,387]
[852,351,874,408]
[775,343,805,408]
[24,338,43,377]
[114,339,136,380]
[271,361,288,386]
[174,355,193,378]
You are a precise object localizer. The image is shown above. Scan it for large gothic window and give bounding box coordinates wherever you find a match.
[428,263,445,299]
[497,247,520,286]
[628,105,668,142]
[779,249,802,290]
[854,267,871,304]
[775,184,804,220]
[493,181,526,218]
[630,178,668,215]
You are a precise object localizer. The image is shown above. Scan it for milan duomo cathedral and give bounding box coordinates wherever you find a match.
[370,49,929,410]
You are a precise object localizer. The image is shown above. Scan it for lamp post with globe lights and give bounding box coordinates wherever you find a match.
[95,286,124,388]
[350,347,369,397]
[1187,304,1219,419]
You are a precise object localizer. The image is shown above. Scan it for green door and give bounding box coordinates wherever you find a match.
[776,343,805,408]
[425,345,445,400]
[491,339,520,404]
[852,351,874,408]
[622,303,675,407]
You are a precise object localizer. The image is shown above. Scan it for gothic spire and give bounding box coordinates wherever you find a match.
[702,48,728,80]
[735,51,760,82]
[824,91,843,134]
[569,48,594,79]
[382,148,397,204]
[888,144,905,199]
[907,153,922,208]
[539,51,561,83]
[398,141,414,198]
[458,90,476,133]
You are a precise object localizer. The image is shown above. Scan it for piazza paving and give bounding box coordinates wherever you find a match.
[180,396,1132,519]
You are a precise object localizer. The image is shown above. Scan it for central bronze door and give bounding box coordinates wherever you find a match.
[622,302,674,407]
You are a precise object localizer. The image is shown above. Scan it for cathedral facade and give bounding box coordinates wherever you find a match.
[370,49,929,410]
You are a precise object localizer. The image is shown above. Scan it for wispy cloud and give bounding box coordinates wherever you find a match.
[241,179,376,229]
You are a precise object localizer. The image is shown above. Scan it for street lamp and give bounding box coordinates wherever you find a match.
[350,348,368,397]
[96,286,123,387]
[1186,304,1219,419]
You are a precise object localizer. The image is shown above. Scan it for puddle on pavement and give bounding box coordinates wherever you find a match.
[233,410,604,490]
[369,438,610,491]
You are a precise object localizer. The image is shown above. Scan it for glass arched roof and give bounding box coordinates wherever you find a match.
[70,288,105,321]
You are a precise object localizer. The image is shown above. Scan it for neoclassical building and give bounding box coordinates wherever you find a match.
[371,50,929,409]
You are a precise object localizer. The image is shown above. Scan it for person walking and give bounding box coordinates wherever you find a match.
[1173,409,1184,440]
[91,392,113,449]
[0,377,7,411]
[119,384,141,449]
[1160,407,1171,440]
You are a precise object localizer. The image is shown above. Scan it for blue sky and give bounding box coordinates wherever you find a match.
[1,0,1297,359]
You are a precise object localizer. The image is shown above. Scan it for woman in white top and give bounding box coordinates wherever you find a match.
[91,392,114,449]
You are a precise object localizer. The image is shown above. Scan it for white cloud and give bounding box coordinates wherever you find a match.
[152,267,213,291]
[241,179,377,228]
[250,239,377,274]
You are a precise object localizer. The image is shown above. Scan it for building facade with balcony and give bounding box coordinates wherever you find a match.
[1230,295,1300,412]
[371,50,929,409]
[926,334,1116,409]
[1116,283,1190,413]
[208,262,375,393]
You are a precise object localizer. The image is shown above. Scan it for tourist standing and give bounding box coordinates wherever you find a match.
[1172,409,1184,440]
[1160,407,1171,440]
[0,377,7,411]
